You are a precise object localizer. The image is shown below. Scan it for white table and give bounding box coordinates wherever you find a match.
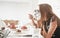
[7,29,32,38]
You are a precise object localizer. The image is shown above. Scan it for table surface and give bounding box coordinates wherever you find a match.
[6,27,44,38]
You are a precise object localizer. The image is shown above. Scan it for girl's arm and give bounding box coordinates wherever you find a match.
[41,24,47,38]
[46,17,57,38]
[29,14,37,28]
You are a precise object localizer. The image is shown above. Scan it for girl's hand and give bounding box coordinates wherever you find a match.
[29,14,34,20]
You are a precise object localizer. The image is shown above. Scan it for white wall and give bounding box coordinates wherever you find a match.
[0,0,38,26]
[0,0,60,26]
[38,0,60,18]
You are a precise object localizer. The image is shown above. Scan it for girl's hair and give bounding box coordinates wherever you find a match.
[39,4,60,26]
[39,4,53,19]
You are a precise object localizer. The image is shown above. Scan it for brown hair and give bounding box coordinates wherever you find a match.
[39,4,60,26]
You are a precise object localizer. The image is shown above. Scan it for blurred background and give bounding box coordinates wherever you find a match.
[0,0,60,26]
[0,0,60,38]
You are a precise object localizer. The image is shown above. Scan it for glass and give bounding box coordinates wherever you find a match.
[33,10,41,21]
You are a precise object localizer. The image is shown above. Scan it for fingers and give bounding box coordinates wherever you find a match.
[28,14,33,19]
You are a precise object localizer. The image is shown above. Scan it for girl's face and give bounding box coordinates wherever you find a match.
[33,10,41,21]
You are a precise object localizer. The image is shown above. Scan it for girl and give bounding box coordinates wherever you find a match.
[29,4,60,38]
